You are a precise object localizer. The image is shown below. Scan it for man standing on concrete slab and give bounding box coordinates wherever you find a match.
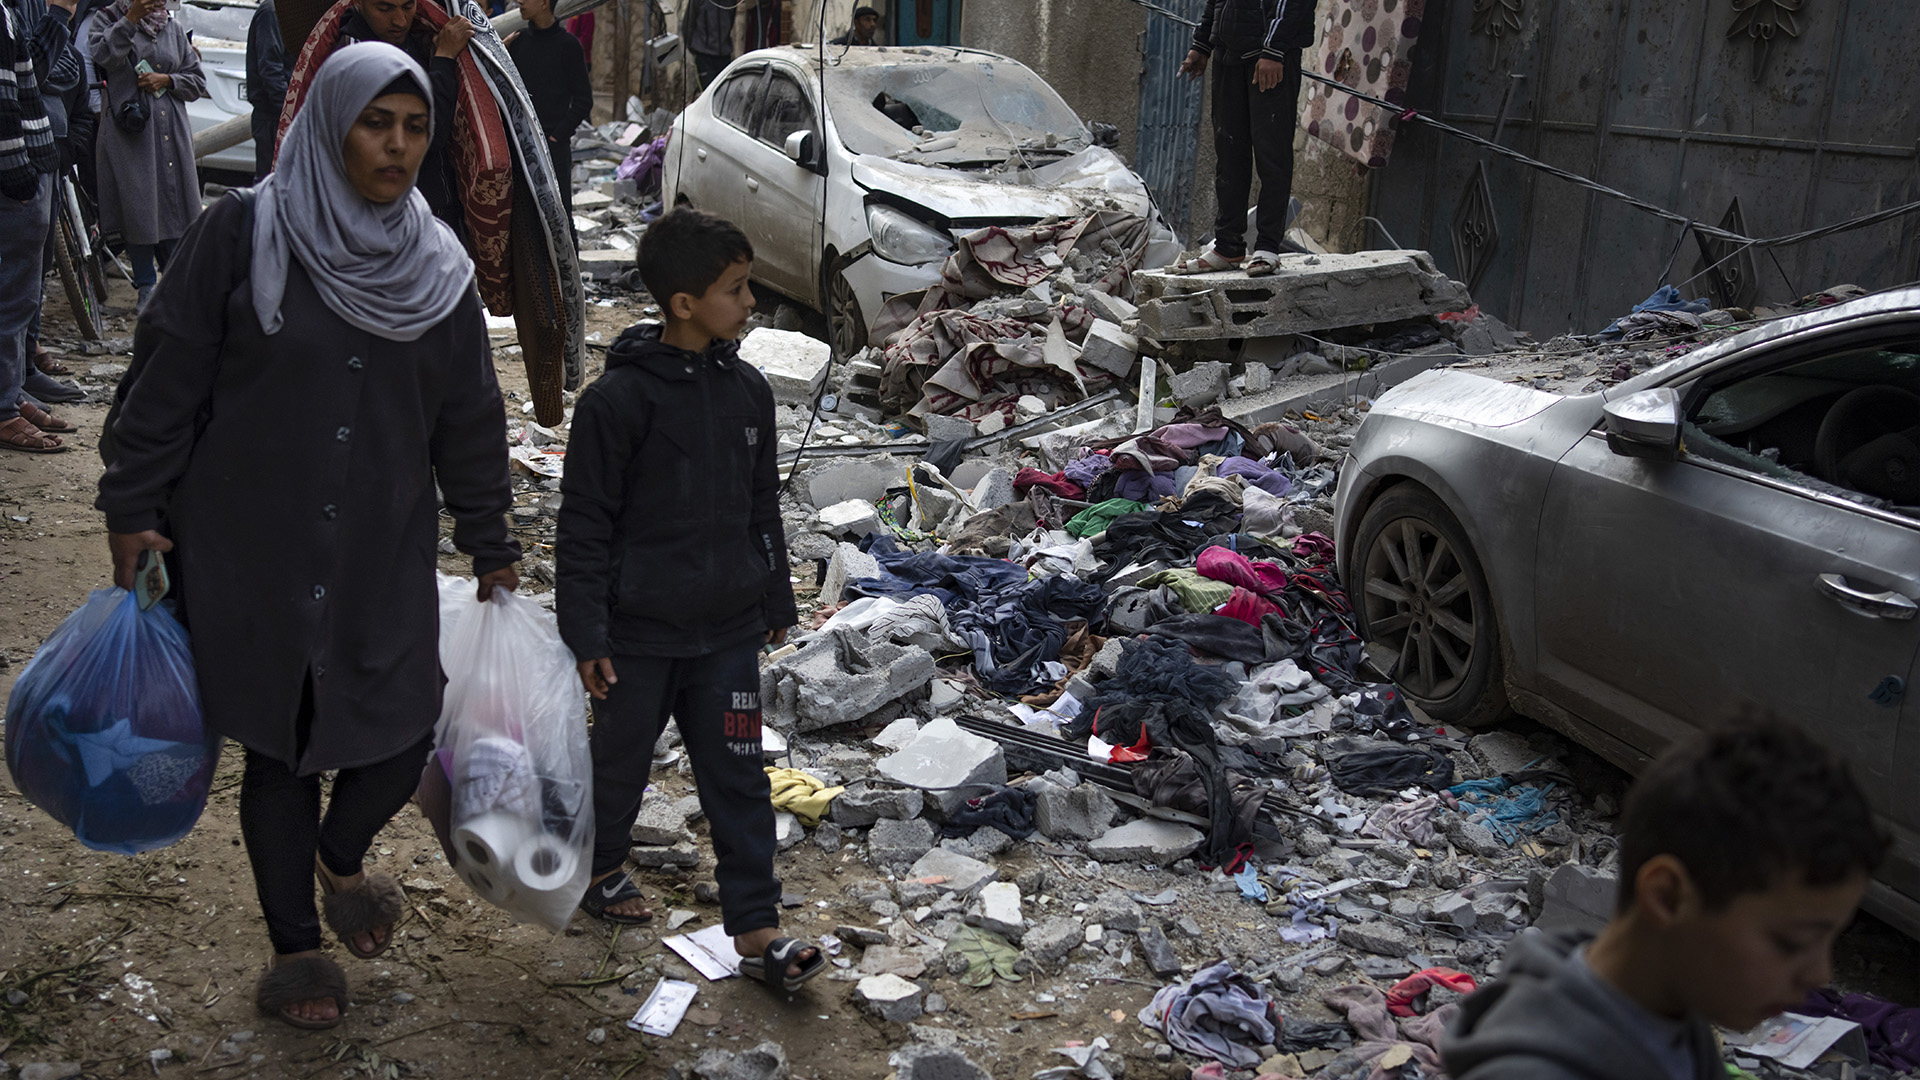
[1172,0,1312,278]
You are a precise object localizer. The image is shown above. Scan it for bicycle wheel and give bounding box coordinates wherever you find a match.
[53,218,102,340]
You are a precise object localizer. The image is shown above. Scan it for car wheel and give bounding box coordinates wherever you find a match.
[1352,484,1509,727]
[826,269,865,359]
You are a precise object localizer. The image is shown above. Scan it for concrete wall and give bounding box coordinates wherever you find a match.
[959,0,1370,254]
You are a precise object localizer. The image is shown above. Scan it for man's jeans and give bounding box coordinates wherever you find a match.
[0,175,54,422]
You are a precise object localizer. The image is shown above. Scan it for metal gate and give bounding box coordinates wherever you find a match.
[1135,0,1206,240]
[889,0,960,45]
[1368,0,1920,335]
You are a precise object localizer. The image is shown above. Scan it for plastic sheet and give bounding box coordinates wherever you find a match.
[4,589,220,854]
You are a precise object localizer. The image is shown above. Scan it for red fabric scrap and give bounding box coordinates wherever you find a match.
[1196,545,1289,597]
[1386,968,1478,1017]
[1215,587,1283,626]
[1013,467,1085,500]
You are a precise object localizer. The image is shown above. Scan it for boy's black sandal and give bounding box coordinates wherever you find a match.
[579,871,655,925]
[740,937,826,992]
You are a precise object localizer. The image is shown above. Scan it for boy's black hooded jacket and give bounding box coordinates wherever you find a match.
[557,323,798,660]
[1190,0,1314,62]
[1441,930,1722,1080]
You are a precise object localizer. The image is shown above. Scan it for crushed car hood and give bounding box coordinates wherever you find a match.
[1371,369,1566,428]
[850,147,1155,224]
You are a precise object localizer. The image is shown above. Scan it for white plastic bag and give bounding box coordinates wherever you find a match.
[430,573,593,932]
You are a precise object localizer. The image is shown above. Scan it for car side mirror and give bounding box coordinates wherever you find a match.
[1603,387,1682,460]
[784,130,821,172]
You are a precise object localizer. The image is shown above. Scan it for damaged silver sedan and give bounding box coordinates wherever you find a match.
[1333,287,1920,936]
[663,45,1175,356]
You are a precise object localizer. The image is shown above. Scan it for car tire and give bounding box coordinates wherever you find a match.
[826,267,865,359]
[1352,484,1509,728]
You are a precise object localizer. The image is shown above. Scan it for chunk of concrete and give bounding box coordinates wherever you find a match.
[576,248,634,281]
[1084,891,1143,933]
[1087,819,1204,864]
[856,973,925,1022]
[1240,362,1273,394]
[1534,864,1618,936]
[1430,892,1476,931]
[876,716,1008,815]
[1469,731,1539,776]
[806,459,907,507]
[890,1046,992,1080]
[868,817,937,866]
[969,466,1017,512]
[630,797,697,846]
[629,841,701,868]
[762,632,936,733]
[1168,360,1229,408]
[773,810,803,851]
[925,412,976,444]
[1080,320,1139,378]
[819,499,881,539]
[830,786,925,827]
[818,542,882,604]
[738,328,831,407]
[1133,250,1473,341]
[1137,922,1181,977]
[1089,638,1126,680]
[974,412,1006,437]
[1445,816,1508,858]
[1021,915,1082,964]
[1034,783,1116,842]
[871,715,923,752]
[906,848,997,894]
[967,881,1024,940]
[1081,288,1139,326]
[1336,921,1415,958]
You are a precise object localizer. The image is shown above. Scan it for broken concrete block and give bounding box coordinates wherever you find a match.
[1034,783,1116,842]
[967,881,1024,940]
[1021,916,1082,965]
[818,499,881,539]
[1081,288,1139,325]
[967,826,1013,857]
[576,249,633,281]
[1085,891,1143,933]
[975,412,1006,437]
[629,841,700,868]
[1087,819,1204,864]
[1430,892,1476,930]
[1015,395,1048,422]
[829,787,924,828]
[717,1042,788,1080]
[1337,921,1415,957]
[890,1046,991,1080]
[1137,922,1181,977]
[1133,250,1473,341]
[924,412,975,444]
[1472,892,1518,932]
[926,678,964,715]
[1080,321,1139,379]
[819,542,882,605]
[1469,731,1538,776]
[969,466,1017,512]
[905,848,997,894]
[806,459,906,507]
[630,797,697,846]
[1445,816,1508,858]
[1534,864,1618,936]
[876,716,1008,815]
[909,484,962,532]
[1168,360,1229,408]
[1241,362,1273,394]
[1088,638,1126,681]
[773,810,803,852]
[856,973,925,1022]
[763,632,936,733]
[739,328,831,407]
[868,817,937,866]
[871,715,923,752]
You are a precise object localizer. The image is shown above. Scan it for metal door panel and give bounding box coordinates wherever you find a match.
[1534,433,1920,812]
[1132,0,1204,240]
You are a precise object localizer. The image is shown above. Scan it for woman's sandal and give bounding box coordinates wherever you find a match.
[17,400,74,433]
[315,859,407,960]
[0,416,64,454]
[1243,250,1281,277]
[1169,247,1244,275]
[255,954,349,1030]
[739,937,826,993]
[578,870,656,925]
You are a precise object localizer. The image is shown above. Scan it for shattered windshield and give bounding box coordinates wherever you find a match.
[824,59,1089,162]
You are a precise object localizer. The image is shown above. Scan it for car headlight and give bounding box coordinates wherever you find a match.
[866,204,956,266]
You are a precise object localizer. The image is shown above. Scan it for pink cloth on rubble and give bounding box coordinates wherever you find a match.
[1196,546,1290,596]
[1150,422,1229,450]
[1216,588,1283,626]
[1321,983,1460,1080]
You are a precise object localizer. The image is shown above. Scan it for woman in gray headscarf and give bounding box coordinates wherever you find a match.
[96,42,521,1030]
[89,0,203,308]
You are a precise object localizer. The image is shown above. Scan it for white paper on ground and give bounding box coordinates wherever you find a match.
[663,922,742,980]
[1728,1013,1865,1070]
[628,978,698,1036]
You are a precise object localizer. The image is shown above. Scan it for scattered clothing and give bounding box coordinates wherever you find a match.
[1138,962,1278,1069]
[765,767,843,826]
[1386,968,1478,1017]
[1797,988,1920,1073]
[939,786,1037,839]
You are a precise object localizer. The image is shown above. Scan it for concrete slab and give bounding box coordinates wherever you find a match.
[1087,819,1204,864]
[1219,350,1449,428]
[906,848,998,894]
[739,328,831,407]
[1133,250,1471,341]
[877,716,1007,814]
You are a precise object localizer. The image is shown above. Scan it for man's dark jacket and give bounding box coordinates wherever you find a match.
[1191,0,1314,62]
[557,323,798,660]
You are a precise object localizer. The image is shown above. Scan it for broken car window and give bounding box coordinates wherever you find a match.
[757,71,816,148]
[713,69,763,131]
[823,60,1087,162]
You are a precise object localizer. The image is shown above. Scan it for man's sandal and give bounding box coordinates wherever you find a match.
[32,350,72,377]
[255,954,349,1030]
[0,416,64,453]
[1244,250,1281,276]
[739,937,826,993]
[1169,247,1244,275]
[17,400,74,433]
[578,870,655,925]
[315,859,407,960]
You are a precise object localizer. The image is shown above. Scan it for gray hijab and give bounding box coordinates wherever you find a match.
[252,42,473,341]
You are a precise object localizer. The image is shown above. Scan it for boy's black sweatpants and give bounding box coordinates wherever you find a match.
[590,639,779,937]
[1209,52,1304,258]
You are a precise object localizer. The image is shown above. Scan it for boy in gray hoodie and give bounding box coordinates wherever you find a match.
[1442,712,1887,1080]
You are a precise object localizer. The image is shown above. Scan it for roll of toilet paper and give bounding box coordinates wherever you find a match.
[453,811,533,899]
[512,832,580,893]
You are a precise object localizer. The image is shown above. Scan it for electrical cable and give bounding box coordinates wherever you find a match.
[773,0,838,497]
[1119,0,1920,252]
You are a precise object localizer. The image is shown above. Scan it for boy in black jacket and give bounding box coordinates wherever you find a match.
[1176,0,1314,277]
[1443,712,1885,1080]
[557,208,821,991]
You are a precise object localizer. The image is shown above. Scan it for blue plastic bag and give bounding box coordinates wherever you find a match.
[5,588,220,854]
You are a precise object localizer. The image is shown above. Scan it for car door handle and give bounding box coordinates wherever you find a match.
[745,175,759,191]
[1818,573,1919,620]
[695,148,707,161]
